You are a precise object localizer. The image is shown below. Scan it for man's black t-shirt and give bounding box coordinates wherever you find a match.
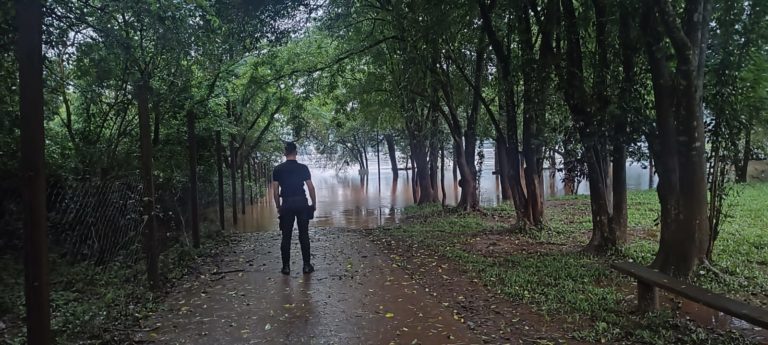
[272,160,311,198]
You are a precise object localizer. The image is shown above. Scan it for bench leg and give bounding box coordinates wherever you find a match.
[637,281,658,312]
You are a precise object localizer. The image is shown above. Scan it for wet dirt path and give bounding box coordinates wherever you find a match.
[139,229,480,345]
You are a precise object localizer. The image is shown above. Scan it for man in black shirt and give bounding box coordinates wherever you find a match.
[272,142,317,275]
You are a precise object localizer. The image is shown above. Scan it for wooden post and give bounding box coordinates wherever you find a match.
[16,0,51,341]
[186,109,200,248]
[637,281,659,312]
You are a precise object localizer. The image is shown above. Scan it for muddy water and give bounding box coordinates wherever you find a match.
[679,299,768,343]
[218,149,657,233]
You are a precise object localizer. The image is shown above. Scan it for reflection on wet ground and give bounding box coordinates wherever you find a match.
[678,298,768,343]
[143,230,480,344]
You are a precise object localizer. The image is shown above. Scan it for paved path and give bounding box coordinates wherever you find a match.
[140,229,480,345]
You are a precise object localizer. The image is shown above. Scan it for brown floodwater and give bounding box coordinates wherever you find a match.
[211,149,658,233]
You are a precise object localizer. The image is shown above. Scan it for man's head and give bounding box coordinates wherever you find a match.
[284,141,298,159]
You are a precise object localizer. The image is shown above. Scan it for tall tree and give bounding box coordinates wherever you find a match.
[642,0,711,277]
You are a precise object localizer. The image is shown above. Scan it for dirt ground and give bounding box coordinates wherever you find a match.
[136,228,584,345]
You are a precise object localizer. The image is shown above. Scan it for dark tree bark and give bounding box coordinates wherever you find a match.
[137,75,160,289]
[411,140,435,204]
[384,134,398,179]
[478,0,533,223]
[464,33,486,182]
[229,138,238,226]
[248,160,254,205]
[428,116,440,203]
[452,150,458,183]
[186,109,200,248]
[240,163,246,215]
[517,0,556,225]
[643,0,711,277]
[215,131,225,232]
[561,0,625,253]
[16,0,51,341]
[409,153,419,202]
[441,146,447,205]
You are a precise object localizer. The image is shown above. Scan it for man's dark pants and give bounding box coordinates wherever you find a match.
[279,197,310,267]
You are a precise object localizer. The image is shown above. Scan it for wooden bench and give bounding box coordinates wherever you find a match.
[611,261,768,330]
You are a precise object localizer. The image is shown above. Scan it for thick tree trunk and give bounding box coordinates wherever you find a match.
[644,1,710,277]
[410,154,418,202]
[215,131,225,232]
[412,142,435,204]
[16,0,51,340]
[494,138,513,201]
[518,0,546,225]
[229,139,238,226]
[454,142,479,210]
[186,109,200,248]
[385,134,398,179]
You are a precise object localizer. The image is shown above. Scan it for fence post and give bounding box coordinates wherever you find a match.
[16,0,51,342]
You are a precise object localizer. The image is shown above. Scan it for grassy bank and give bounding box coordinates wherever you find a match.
[0,227,227,344]
[383,183,768,344]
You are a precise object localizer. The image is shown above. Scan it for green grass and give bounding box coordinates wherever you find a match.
[383,184,768,344]
[0,225,227,344]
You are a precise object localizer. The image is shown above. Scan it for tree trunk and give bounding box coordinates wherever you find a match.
[517,0,546,226]
[215,131,225,232]
[136,75,159,289]
[240,164,246,215]
[548,153,557,197]
[644,0,711,277]
[412,142,435,204]
[229,139,238,226]
[495,138,513,201]
[441,146,447,206]
[737,129,751,183]
[186,109,200,248]
[455,143,479,210]
[428,129,440,203]
[385,134,398,179]
[452,150,458,183]
[16,0,51,340]
[648,157,654,189]
[248,160,253,205]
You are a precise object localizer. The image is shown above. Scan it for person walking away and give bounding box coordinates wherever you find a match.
[272,142,316,275]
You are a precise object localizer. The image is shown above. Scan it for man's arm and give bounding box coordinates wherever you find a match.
[272,181,281,210]
[306,180,316,208]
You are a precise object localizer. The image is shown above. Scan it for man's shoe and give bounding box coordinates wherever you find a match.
[280,266,290,275]
[302,263,314,274]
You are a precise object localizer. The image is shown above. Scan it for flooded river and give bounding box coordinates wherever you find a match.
[218,148,657,233]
